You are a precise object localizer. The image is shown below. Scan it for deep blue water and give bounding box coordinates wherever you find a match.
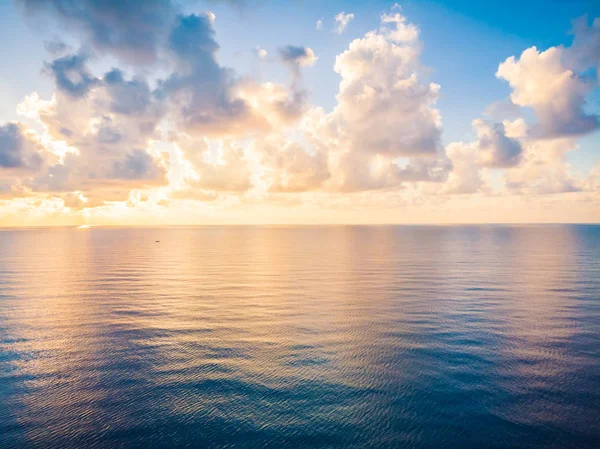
[0,225,599,448]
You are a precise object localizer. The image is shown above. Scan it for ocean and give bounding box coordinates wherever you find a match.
[0,225,599,448]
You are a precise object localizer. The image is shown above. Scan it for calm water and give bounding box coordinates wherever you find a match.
[0,225,599,448]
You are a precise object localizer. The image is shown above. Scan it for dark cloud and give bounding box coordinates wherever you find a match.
[277,45,316,107]
[45,52,98,98]
[533,89,599,139]
[96,125,123,145]
[550,110,596,142]
[20,0,176,65]
[111,149,166,181]
[104,69,154,116]
[475,120,523,168]
[0,124,25,169]
[0,123,44,172]
[27,155,77,193]
[279,45,311,63]
[168,13,219,60]
[279,45,316,82]
[160,13,252,136]
[59,127,74,137]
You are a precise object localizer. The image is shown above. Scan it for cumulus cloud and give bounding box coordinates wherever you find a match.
[306,9,448,192]
[103,69,155,116]
[162,13,305,139]
[15,66,169,207]
[497,46,598,138]
[174,136,253,195]
[253,136,330,193]
[477,17,600,198]
[58,191,87,210]
[279,45,318,68]
[316,19,323,31]
[442,142,485,195]
[474,119,523,168]
[111,149,166,181]
[44,52,99,98]
[0,123,46,173]
[380,10,419,42]
[504,138,582,195]
[279,45,318,90]
[332,33,441,156]
[160,12,253,137]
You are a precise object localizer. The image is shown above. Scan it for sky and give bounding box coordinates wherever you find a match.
[0,0,599,225]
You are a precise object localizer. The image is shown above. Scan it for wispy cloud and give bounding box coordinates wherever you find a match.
[334,12,354,34]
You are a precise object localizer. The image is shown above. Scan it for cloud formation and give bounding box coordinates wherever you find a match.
[497,46,598,138]
[2,3,599,224]
[474,120,523,168]
[45,52,99,98]
[0,123,46,173]
[311,10,448,191]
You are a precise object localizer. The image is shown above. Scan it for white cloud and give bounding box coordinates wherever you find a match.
[14,69,169,207]
[380,11,419,42]
[251,135,330,193]
[304,8,449,192]
[334,12,354,35]
[504,138,582,195]
[497,46,598,138]
[442,142,485,195]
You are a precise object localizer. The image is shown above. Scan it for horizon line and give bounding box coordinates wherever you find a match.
[1,222,599,229]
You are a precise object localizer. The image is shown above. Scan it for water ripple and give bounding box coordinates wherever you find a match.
[0,225,599,448]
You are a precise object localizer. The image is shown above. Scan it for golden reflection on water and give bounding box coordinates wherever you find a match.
[0,226,598,448]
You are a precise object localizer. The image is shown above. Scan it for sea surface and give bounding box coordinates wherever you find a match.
[0,225,599,448]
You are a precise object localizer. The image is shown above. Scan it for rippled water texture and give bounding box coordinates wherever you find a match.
[0,226,599,448]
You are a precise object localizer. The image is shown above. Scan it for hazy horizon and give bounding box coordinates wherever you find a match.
[2,222,600,228]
